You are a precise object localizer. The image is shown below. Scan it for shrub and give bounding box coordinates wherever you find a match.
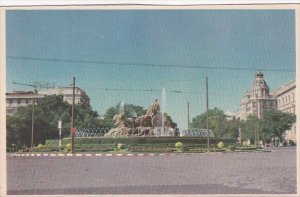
[227,145,236,151]
[37,144,44,149]
[242,141,248,146]
[46,137,237,146]
[117,143,124,149]
[175,142,184,149]
[217,142,224,149]
[66,143,71,151]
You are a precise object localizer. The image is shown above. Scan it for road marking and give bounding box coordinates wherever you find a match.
[159,154,165,156]
[86,154,92,157]
[50,154,56,157]
[95,154,102,157]
[116,154,123,157]
[127,154,133,157]
[58,154,64,157]
[76,154,82,157]
[170,154,176,156]
[106,154,113,157]
[67,154,73,156]
[36,154,41,156]
[149,154,155,156]
[138,154,144,156]
[43,154,49,156]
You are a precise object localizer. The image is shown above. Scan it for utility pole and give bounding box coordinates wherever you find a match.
[206,77,210,152]
[13,81,37,149]
[71,77,75,153]
[187,101,190,130]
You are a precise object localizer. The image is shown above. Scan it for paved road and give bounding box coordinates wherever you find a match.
[7,147,296,195]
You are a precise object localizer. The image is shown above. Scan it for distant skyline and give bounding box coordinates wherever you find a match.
[6,10,295,129]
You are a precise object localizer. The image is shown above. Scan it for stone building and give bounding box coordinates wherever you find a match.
[272,81,296,142]
[6,91,45,115]
[38,85,90,105]
[6,85,90,115]
[236,72,297,143]
[238,71,277,120]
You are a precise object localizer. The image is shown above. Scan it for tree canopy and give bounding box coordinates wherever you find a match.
[7,95,103,147]
[190,108,296,141]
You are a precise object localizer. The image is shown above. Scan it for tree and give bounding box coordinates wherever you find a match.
[261,109,296,141]
[6,95,105,148]
[190,107,230,138]
[240,115,259,141]
[103,103,147,127]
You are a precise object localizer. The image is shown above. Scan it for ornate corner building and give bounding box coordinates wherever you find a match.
[238,71,277,120]
[237,71,296,142]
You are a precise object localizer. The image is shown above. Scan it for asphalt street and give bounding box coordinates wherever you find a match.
[7,147,296,195]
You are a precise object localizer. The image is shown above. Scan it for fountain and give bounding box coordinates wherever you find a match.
[119,101,125,114]
[104,99,179,137]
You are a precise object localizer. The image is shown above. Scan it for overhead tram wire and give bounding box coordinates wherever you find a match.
[83,87,200,95]
[6,55,295,73]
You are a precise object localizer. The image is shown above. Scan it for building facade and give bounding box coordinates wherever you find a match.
[6,85,90,115]
[236,72,296,143]
[272,81,296,142]
[6,91,45,115]
[38,85,90,105]
[238,71,277,120]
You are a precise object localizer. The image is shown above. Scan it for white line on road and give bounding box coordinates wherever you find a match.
[116,154,123,157]
[58,154,64,157]
[67,154,73,156]
[127,154,133,157]
[50,154,56,157]
[149,154,155,156]
[106,154,113,157]
[86,154,92,157]
[36,154,41,156]
[138,154,144,156]
[76,154,82,157]
[95,154,102,157]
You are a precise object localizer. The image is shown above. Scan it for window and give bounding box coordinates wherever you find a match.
[17,99,21,104]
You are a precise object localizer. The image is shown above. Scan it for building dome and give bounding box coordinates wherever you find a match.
[256,71,263,78]
[252,71,270,98]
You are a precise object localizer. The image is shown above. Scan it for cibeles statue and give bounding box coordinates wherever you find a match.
[146,98,160,117]
[104,99,178,137]
[135,99,160,127]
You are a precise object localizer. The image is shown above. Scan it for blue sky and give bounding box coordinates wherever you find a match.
[6,10,295,129]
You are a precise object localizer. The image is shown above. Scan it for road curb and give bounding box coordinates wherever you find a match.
[9,153,184,157]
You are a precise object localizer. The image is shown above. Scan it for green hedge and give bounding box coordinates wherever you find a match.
[46,137,236,146]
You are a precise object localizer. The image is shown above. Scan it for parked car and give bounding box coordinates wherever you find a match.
[288,140,296,146]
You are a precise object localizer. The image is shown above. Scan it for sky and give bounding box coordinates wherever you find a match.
[6,10,296,129]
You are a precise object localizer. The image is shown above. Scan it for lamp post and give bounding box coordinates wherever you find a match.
[13,81,38,148]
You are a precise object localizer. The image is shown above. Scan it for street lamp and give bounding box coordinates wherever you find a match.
[13,81,38,148]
